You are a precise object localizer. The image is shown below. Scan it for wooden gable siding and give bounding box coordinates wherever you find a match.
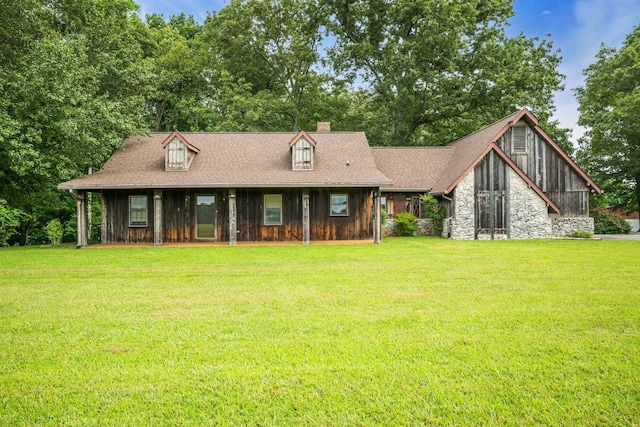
[100,188,374,244]
[475,151,507,238]
[496,122,589,216]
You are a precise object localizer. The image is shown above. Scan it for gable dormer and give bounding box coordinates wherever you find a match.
[289,130,317,171]
[162,131,200,171]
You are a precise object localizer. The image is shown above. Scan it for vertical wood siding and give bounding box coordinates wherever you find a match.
[101,188,374,244]
[495,121,589,216]
[291,138,314,170]
[475,151,507,238]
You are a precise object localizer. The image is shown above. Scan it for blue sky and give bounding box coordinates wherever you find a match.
[137,0,640,145]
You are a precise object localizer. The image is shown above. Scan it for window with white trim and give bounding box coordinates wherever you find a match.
[330,194,348,216]
[129,195,148,227]
[264,194,282,225]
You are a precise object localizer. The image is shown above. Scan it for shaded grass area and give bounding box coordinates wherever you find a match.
[1,238,638,425]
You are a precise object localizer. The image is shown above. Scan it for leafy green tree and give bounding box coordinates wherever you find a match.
[324,0,564,146]
[0,0,150,244]
[205,0,329,131]
[575,24,640,219]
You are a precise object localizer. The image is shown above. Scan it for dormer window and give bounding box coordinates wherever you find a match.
[289,130,317,171]
[162,131,200,171]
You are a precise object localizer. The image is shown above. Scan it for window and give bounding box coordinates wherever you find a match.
[129,195,147,227]
[330,194,348,216]
[264,194,282,225]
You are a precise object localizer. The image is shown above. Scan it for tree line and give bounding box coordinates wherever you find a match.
[0,0,636,245]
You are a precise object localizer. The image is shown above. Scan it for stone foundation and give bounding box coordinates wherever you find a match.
[551,217,595,236]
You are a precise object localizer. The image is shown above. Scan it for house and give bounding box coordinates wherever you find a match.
[58,109,602,245]
[372,108,602,239]
[58,124,391,246]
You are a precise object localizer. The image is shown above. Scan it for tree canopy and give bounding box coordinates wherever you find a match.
[575,24,640,218]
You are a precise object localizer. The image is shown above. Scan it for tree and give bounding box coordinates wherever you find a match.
[0,0,150,244]
[575,24,640,219]
[324,0,564,146]
[205,0,329,131]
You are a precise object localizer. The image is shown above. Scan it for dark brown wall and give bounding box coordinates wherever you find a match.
[101,187,374,244]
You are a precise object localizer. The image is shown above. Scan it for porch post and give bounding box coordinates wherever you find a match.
[76,191,87,248]
[374,188,382,244]
[303,189,310,245]
[154,190,163,246]
[229,189,237,246]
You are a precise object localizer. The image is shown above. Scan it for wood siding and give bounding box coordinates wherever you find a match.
[475,151,508,238]
[100,188,375,244]
[496,120,589,216]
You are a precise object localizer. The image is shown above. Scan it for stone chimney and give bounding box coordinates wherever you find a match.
[316,122,331,132]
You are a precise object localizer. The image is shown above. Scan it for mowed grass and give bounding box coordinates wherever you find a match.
[0,238,638,426]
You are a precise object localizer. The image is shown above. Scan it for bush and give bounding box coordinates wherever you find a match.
[566,230,593,239]
[0,199,24,247]
[393,212,418,236]
[591,207,631,234]
[421,194,444,236]
[45,219,64,247]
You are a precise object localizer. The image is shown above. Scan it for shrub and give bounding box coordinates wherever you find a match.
[591,207,631,234]
[381,208,389,226]
[45,219,64,247]
[393,212,418,236]
[566,230,593,239]
[420,194,444,236]
[0,199,24,247]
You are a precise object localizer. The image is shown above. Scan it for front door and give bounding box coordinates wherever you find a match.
[196,195,216,239]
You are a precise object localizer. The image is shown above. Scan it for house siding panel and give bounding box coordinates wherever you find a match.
[97,187,374,244]
[496,121,590,217]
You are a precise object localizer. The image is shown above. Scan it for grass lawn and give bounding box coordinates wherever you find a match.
[1,237,638,426]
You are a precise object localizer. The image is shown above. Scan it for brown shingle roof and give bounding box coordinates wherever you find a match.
[432,110,521,194]
[58,132,392,190]
[371,146,455,192]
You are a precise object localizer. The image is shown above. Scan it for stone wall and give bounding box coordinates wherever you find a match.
[382,218,433,237]
[450,172,475,240]
[551,217,594,236]
[508,168,553,239]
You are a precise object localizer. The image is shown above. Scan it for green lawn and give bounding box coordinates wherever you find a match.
[1,238,638,426]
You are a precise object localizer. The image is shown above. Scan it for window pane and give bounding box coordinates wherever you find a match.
[196,195,216,238]
[331,194,348,216]
[129,196,147,226]
[264,195,282,225]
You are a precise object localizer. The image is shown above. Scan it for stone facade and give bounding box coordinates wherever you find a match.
[450,172,475,240]
[445,167,593,240]
[508,168,553,239]
[551,217,595,236]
